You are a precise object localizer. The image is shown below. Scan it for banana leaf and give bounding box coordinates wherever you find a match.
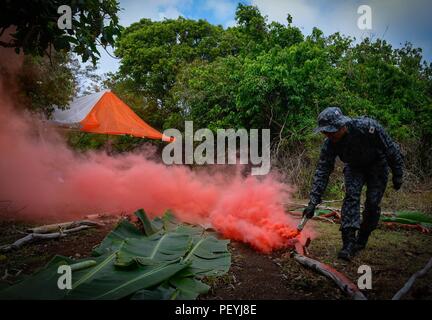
[0,255,75,299]
[175,224,206,237]
[131,283,177,300]
[380,216,432,228]
[150,210,179,232]
[315,209,333,216]
[380,211,432,228]
[184,236,231,277]
[169,276,210,299]
[131,276,210,300]
[93,219,143,256]
[135,209,159,236]
[115,233,191,267]
[0,209,231,300]
[67,258,188,300]
[393,211,432,224]
[0,245,190,300]
[174,225,230,277]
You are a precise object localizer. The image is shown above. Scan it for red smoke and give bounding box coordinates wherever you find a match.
[0,52,312,253]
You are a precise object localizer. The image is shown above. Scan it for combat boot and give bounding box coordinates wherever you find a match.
[355,229,371,252]
[338,228,357,261]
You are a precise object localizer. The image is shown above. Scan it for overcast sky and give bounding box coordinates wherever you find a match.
[94,0,432,75]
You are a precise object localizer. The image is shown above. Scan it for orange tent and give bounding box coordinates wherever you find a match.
[52,90,171,141]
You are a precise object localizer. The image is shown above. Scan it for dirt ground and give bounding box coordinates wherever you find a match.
[0,215,431,300]
[201,220,432,300]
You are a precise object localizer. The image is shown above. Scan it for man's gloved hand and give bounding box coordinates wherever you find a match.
[392,175,403,190]
[303,203,316,219]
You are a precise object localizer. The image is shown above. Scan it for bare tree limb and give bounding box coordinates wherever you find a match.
[0,233,66,252]
[95,38,120,60]
[392,257,432,300]
[27,220,103,234]
[0,225,97,252]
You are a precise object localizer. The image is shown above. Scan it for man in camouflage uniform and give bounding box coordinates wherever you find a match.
[303,107,404,261]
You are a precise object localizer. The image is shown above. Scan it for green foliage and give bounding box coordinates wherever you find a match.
[116,18,227,100]
[0,210,231,300]
[173,57,243,130]
[237,40,339,140]
[335,39,432,140]
[0,0,122,65]
[235,3,267,42]
[382,211,432,226]
[16,52,75,115]
[114,5,305,129]
[108,4,432,178]
[67,131,108,151]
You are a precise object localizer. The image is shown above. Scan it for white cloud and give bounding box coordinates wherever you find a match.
[96,0,432,75]
[224,19,237,28]
[252,0,432,59]
[118,0,190,26]
[158,5,183,20]
[252,0,319,32]
[204,0,237,20]
[251,0,365,39]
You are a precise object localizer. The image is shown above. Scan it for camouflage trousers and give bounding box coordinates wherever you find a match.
[341,163,389,231]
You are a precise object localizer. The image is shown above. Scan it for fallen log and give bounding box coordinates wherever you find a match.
[27,220,103,234]
[392,257,432,300]
[0,225,92,252]
[292,252,367,300]
[0,233,66,252]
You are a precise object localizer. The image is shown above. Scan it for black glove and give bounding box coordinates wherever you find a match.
[392,175,403,190]
[303,203,316,219]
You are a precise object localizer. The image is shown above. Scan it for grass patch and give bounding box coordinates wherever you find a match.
[304,221,432,299]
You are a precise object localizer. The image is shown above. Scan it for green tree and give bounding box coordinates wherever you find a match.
[0,0,122,64]
[14,52,75,115]
[173,56,243,131]
[115,17,239,108]
[111,3,432,181]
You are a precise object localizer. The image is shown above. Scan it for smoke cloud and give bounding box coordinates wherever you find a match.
[0,48,312,253]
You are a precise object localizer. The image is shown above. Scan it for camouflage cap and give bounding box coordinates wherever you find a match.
[314,107,350,133]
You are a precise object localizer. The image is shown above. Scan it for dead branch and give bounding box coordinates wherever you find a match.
[0,233,66,252]
[0,225,93,252]
[62,225,92,234]
[27,220,103,234]
[292,253,367,300]
[392,257,432,300]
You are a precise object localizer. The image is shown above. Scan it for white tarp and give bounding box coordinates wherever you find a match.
[51,90,108,125]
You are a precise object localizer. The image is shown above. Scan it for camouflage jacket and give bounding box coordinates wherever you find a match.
[309,117,404,206]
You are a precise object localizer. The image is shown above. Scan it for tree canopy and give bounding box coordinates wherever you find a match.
[0,0,122,64]
[114,5,431,139]
[112,4,432,179]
